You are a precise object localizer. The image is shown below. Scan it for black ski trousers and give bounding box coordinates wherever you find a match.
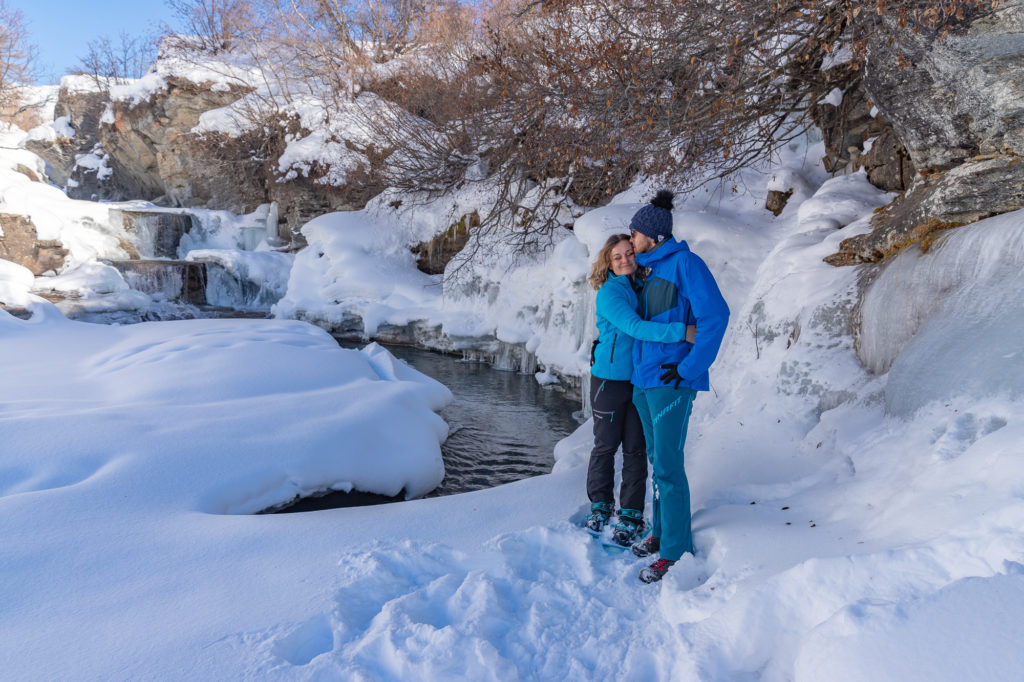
[586,375,647,512]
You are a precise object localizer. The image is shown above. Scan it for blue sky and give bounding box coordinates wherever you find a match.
[10,0,176,83]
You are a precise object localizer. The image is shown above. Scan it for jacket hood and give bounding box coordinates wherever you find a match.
[636,238,690,267]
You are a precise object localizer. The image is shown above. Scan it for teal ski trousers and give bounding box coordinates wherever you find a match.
[632,385,697,561]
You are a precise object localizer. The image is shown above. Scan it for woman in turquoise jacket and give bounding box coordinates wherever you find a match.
[585,234,695,546]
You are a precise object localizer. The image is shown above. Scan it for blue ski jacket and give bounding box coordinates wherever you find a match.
[632,239,729,390]
[591,273,692,381]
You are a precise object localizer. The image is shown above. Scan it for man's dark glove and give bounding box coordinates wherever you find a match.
[659,363,684,389]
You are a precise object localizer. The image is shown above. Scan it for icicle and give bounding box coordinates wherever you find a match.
[577,282,597,419]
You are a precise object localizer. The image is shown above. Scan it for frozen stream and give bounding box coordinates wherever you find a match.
[271,342,583,512]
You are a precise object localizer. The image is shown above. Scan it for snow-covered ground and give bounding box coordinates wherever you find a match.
[4,105,1024,678]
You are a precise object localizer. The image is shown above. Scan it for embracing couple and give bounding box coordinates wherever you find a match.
[584,190,730,584]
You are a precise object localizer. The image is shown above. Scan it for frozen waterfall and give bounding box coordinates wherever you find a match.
[858,210,1024,416]
[108,260,207,304]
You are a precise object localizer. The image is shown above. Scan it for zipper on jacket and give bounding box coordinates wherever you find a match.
[639,285,650,361]
[610,333,617,363]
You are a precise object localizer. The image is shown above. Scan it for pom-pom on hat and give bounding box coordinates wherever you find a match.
[629,190,675,243]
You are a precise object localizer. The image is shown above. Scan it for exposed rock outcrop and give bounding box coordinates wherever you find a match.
[24,86,108,192]
[827,4,1024,265]
[99,76,263,209]
[412,211,477,274]
[812,67,916,193]
[0,214,69,275]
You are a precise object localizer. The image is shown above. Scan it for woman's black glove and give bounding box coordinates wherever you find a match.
[659,363,684,389]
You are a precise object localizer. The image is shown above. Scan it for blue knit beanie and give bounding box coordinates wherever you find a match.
[629,190,675,242]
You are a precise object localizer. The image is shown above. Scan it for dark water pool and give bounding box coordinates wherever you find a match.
[388,345,582,496]
[268,343,582,512]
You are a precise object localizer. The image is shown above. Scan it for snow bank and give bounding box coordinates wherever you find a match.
[107,39,253,106]
[60,74,115,94]
[26,115,74,142]
[0,309,450,508]
[274,209,443,334]
[271,94,403,186]
[0,128,130,267]
[29,260,152,314]
[0,258,35,305]
[796,172,891,231]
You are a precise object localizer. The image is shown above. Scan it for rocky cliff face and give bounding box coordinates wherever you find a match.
[812,66,916,194]
[827,3,1024,265]
[95,77,378,243]
[99,76,262,209]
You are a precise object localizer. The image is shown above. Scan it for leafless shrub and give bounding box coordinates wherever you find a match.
[55,0,1000,266]
[71,31,160,92]
[164,0,256,54]
[0,0,39,127]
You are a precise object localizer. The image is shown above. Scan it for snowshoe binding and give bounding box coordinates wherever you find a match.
[583,502,613,533]
[611,508,646,547]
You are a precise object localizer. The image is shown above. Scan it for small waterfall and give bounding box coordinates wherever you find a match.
[203,262,280,311]
[493,341,517,371]
[112,210,194,259]
[108,260,207,304]
[239,227,266,251]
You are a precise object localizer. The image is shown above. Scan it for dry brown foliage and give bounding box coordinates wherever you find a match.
[145,0,1002,262]
[341,0,1000,257]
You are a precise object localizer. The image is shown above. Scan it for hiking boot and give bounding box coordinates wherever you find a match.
[631,535,660,558]
[639,558,675,583]
[584,502,613,532]
[611,508,645,546]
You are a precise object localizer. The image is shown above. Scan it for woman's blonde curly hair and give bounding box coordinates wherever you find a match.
[588,233,633,290]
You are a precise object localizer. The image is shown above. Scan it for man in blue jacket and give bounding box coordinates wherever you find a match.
[627,190,730,583]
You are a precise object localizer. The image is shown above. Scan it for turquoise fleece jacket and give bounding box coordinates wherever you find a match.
[591,273,692,381]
